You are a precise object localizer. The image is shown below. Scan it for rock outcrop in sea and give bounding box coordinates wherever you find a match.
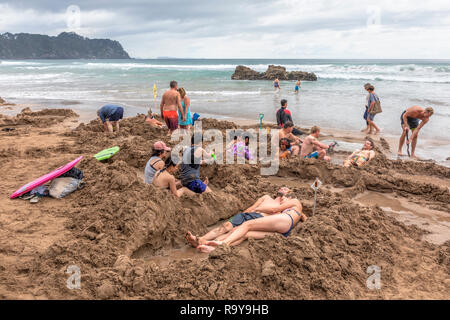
[0,32,130,59]
[232,65,317,81]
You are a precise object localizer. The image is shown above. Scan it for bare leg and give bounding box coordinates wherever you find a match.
[229,231,274,246]
[222,215,291,246]
[411,135,418,158]
[398,129,407,155]
[195,221,234,246]
[105,121,113,133]
[291,145,300,156]
[114,121,120,132]
[177,187,196,197]
[370,121,380,134]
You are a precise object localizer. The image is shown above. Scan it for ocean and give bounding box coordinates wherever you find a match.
[1,59,449,162]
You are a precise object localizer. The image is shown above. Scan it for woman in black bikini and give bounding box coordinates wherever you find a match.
[197,199,306,253]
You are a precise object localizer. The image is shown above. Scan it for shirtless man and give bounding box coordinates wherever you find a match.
[152,158,194,197]
[185,187,306,248]
[398,106,434,158]
[300,126,330,161]
[344,140,376,167]
[160,81,185,136]
[278,121,302,156]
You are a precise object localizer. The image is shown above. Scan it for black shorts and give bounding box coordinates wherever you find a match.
[400,111,419,129]
[109,108,124,122]
[229,212,263,227]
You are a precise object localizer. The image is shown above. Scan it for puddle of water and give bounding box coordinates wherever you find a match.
[262,176,310,189]
[144,246,208,268]
[354,191,450,245]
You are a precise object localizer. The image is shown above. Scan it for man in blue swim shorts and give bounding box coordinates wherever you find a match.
[97,104,124,133]
[180,133,213,194]
[300,126,331,161]
[185,187,296,248]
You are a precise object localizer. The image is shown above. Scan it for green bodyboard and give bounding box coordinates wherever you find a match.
[94,146,120,161]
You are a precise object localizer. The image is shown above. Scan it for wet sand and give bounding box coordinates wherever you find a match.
[0,105,449,300]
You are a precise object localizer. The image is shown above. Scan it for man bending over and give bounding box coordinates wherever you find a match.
[398,106,434,158]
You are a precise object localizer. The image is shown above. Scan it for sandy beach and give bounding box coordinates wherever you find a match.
[0,104,448,300]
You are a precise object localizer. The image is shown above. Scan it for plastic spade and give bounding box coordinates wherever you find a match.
[259,113,264,130]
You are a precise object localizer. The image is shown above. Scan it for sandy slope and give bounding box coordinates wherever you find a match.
[0,107,448,300]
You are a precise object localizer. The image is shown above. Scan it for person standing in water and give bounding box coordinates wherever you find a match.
[361,83,372,133]
[160,81,185,136]
[398,106,434,158]
[294,80,301,93]
[274,78,281,92]
[177,87,192,133]
[366,85,381,135]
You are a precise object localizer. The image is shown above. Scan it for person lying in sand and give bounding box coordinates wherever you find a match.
[145,110,163,128]
[279,121,302,156]
[186,187,307,250]
[196,199,306,253]
[398,106,434,158]
[300,126,330,161]
[153,158,194,197]
[344,140,376,167]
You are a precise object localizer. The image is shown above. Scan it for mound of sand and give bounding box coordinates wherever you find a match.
[0,107,78,128]
[0,113,448,300]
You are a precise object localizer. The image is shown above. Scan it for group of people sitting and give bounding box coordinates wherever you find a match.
[276,99,376,167]
[144,134,213,197]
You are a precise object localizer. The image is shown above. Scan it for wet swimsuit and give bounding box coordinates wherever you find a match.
[400,110,420,130]
[281,209,302,237]
[305,151,319,159]
[351,153,368,167]
[274,82,279,88]
[295,85,299,91]
[178,100,193,126]
[163,110,179,130]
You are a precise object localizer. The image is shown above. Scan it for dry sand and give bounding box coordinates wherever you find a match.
[0,107,448,300]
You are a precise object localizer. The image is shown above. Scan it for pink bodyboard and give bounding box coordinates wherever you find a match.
[10,156,83,199]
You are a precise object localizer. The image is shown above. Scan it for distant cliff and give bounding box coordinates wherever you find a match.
[0,32,130,59]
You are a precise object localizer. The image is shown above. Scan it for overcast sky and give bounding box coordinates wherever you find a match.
[1,0,449,59]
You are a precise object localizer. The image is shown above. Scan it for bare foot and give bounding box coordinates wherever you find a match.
[204,240,223,247]
[375,130,381,135]
[185,231,199,248]
[197,245,216,253]
[397,152,405,156]
[204,177,209,186]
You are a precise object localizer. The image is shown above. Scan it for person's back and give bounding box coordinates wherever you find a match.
[144,156,163,184]
[276,99,292,127]
[180,146,201,186]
